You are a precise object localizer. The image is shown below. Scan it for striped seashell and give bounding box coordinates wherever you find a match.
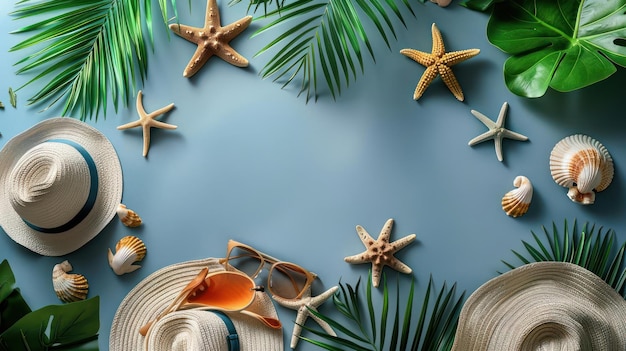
[52,260,88,303]
[108,236,147,275]
[501,176,533,217]
[117,204,142,227]
[550,134,613,205]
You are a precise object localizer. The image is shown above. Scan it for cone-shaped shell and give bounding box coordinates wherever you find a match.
[550,134,613,205]
[52,260,88,303]
[502,176,533,217]
[117,204,142,227]
[108,236,147,275]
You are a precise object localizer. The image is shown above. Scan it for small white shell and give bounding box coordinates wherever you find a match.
[550,134,613,205]
[108,236,147,275]
[52,260,88,303]
[117,204,142,227]
[502,176,533,217]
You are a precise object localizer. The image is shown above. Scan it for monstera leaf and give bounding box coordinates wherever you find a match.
[487,0,626,97]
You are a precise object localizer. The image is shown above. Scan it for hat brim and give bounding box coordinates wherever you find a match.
[109,257,283,351]
[0,117,123,256]
[451,261,626,351]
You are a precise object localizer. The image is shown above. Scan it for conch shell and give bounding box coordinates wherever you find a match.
[117,204,142,227]
[52,260,88,303]
[501,176,533,217]
[550,134,613,205]
[108,236,147,275]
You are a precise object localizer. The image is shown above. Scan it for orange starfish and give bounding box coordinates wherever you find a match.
[169,0,252,78]
[400,23,480,101]
[344,218,416,288]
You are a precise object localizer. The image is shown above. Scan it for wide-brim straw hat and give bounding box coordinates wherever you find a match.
[451,261,626,351]
[110,257,283,351]
[0,117,123,256]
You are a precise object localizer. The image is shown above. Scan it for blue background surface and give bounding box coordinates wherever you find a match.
[2,0,626,349]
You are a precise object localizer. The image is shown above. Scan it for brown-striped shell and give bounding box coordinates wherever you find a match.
[117,204,142,227]
[501,176,533,217]
[549,134,613,205]
[52,260,88,303]
[108,235,147,275]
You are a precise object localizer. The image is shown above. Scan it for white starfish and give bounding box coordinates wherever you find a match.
[272,285,338,349]
[468,102,528,162]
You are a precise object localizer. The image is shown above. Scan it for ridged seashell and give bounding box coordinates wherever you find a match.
[501,176,533,217]
[52,260,88,303]
[117,204,142,227]
[550,134,613,205]
[108,236,147,275]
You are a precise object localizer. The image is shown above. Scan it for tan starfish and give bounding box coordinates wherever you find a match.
[272,285,338,349]
[169,0,252,78]
[117,91,176,157]
[344,218,416,288]
[400,23,480,101]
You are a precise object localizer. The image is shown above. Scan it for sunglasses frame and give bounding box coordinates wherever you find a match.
[219,239,317,300]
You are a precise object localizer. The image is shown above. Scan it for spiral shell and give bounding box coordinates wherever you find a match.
[108,236,147,275]
[550,134,613,205]
[501,176,533,217]
[52,260,88,303]
[117,204,142,227]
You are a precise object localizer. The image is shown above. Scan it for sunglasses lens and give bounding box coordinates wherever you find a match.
[269,262,310,299]
[226,246,264,278]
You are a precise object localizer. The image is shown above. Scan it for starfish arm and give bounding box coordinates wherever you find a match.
[344,251,370,264]
[502,130,529,141]
[470,110,497,129]
[308,311,337,336]
[289,306,308,349]
[206,0,222,27]
[400,49,435,67]
[309,286,338,308]
[496,101,509,126]
[371,263,384,288]
[390,233,416,251]
[169,24,202,43]
[494,135,504,162]
[387,258,413,274]
[220,16,253,41]
[430,23,445,57]
[142,125,152,157]
[441,49,480,66]
[117,120,142,130]
[438,65,464,101]
[184,48,215,78]
[414,65,438,100]
[468,130,495,146]
[355,225,375,246]
[214,45,249,67]
[149,119,178,130]
[377,218,394,242]
[148,103,175,118]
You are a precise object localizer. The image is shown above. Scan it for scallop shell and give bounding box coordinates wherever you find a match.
[550,134,613,205]
[52,260,88,303]
[108,235,147,275]
[117,204,142,227]
[501,176,533,217]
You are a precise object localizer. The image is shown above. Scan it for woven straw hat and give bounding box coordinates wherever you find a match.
[110,257,283,351]
[0,118,123,256]
[451,261,626,351]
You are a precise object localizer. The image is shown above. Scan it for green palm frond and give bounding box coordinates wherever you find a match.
[300,272,465,350]
[251,0,417,102]
[10,0,179,121]
[503,219,626,298]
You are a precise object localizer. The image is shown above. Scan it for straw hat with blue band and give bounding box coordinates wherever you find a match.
[0,117,123,256]
[110,257,283,351]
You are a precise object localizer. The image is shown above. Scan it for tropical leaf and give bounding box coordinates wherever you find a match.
[458,0,501,11]
[300,272,465,351]
[251,0,416,102]
[486,0,626,98]
[503,219,626,298]
[10,0,179,121]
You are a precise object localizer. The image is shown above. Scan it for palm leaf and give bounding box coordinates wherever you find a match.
[503,219,626,298]
[300,271,465,350]
[10,0,179,121]
[251,0,416,102]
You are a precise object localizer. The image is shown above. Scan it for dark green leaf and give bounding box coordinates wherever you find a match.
[0,290,32,335]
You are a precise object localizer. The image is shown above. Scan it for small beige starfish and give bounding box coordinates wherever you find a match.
[117,91,176,157]
[400,23,480,101]
[169,0,252,78]
[468,101,528,162]
[344,218,416,288]
[272,285,338,349]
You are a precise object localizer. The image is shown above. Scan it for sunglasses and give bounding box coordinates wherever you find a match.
[139,267,279,337]
[219,239,317,300]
